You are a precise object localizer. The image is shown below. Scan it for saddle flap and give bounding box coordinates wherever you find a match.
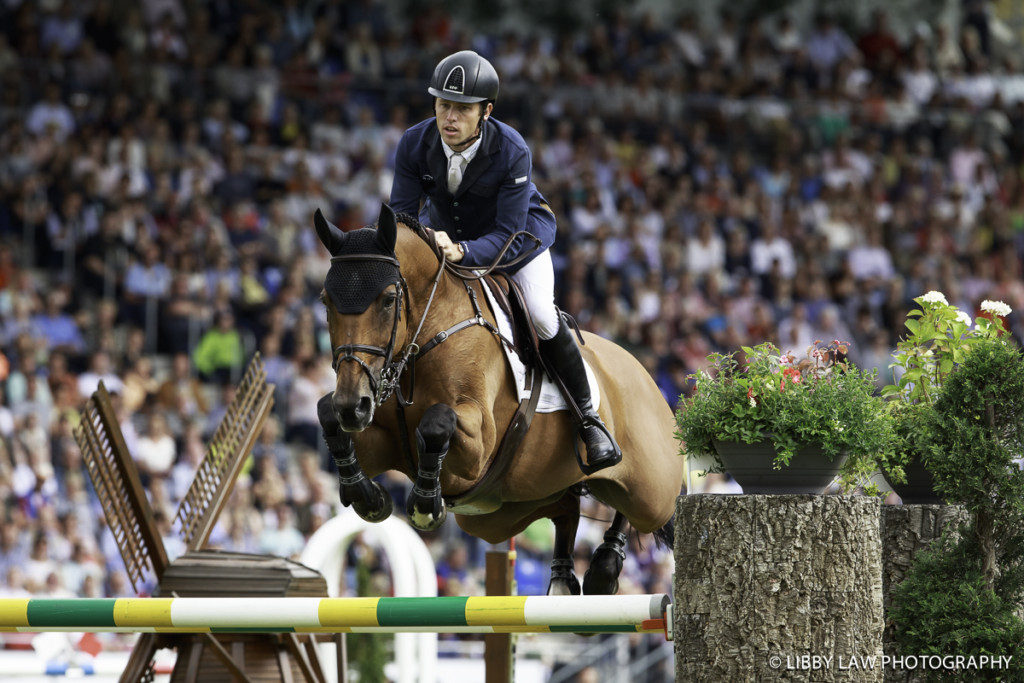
[482,274,541,369]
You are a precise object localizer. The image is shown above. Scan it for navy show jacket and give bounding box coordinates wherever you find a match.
[389,117,556,272]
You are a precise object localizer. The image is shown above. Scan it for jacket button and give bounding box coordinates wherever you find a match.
[454,216,460,222]
[456,230,462,235]
[453,201,459,207]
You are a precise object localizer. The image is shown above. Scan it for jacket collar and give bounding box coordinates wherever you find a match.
[425,118,497,198]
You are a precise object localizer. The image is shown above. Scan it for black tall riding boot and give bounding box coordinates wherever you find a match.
[538,316,622,474]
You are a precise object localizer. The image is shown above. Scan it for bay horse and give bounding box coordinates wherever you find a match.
[314,203,683,595]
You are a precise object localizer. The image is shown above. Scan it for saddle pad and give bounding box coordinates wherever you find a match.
[480,284,600,414]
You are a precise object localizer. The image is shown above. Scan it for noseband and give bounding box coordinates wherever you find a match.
[328,253,444,408]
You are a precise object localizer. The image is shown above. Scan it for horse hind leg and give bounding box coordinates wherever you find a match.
[407,403,457,532]
[583,511,628,595]
[547,494,581,596]
[319,393,393,522]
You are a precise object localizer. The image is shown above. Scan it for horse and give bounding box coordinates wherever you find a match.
[314,202,683,595]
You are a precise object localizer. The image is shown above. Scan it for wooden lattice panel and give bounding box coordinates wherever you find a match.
[74,384,168,593]
[175,354,275,550]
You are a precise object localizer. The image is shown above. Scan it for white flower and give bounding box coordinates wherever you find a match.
[956,311,973,327]
[921,290,948,306]
[981,300,1012,317]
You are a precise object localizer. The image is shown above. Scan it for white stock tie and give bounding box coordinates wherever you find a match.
[447,153,466,194]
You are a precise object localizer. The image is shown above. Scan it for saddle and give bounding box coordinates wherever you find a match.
[481,273,540,369]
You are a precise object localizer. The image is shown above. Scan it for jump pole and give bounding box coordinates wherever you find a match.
[0,595,670,635]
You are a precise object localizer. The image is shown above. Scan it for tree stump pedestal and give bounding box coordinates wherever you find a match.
[674,495,884,682]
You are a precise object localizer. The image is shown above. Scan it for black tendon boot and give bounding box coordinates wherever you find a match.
[538,316,622,473]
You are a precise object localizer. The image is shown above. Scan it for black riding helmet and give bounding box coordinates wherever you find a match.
[428,50,499,104]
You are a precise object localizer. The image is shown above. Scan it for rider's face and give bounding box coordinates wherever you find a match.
[434,98,491,150]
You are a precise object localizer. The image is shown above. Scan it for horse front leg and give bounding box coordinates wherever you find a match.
[407,403,457,531]
[318,393,393,522]
[547,493,582,596]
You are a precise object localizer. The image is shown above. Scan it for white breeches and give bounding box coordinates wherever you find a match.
[510,249,560,340]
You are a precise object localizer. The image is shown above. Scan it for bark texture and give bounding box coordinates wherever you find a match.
[674,495,884,682]
[880,504,969,683]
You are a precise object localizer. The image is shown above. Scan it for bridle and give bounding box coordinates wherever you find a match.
[328,252,444,409]
[327,228,543,410]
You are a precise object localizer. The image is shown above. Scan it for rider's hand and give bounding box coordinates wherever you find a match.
[434,231,465,263]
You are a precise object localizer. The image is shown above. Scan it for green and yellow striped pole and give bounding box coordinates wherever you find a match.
[0,595,670,635]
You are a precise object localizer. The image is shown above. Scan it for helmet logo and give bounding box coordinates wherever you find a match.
[442,66,465,95]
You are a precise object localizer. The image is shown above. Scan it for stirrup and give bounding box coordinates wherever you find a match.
[571,414,622,475]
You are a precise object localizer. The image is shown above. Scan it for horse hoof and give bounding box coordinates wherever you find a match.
[352,482,394,523]
[582,545,624,595]
[408,496,447,531]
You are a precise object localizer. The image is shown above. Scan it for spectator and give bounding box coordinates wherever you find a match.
[77,350,123,398]
[285,357,331,453]
[33,291,86,357]
[25,83,75,142]
[192,310,244,384]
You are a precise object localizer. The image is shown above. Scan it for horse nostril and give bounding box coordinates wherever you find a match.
[357,396,373,418]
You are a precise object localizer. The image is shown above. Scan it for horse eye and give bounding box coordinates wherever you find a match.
[383,295,396,309]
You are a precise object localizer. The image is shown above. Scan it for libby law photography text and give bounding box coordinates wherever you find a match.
[768,654,1014,672]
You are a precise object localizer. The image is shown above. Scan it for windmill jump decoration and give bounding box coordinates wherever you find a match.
[74,355,332,682]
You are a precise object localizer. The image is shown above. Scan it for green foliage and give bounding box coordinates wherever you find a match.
[928,338,1024,513]
[880,293,1010,478]
[882,401,940,485]
[890,337,1024,677]
[890,532,1024,681]
[884,292,1006,404]
[675,341,892,489]
[349,559,389,683]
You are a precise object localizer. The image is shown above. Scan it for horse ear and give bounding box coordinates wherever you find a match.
[375,202,397,254]
[314,208,345,254]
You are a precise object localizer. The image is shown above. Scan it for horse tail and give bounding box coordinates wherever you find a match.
[653,513,675,549]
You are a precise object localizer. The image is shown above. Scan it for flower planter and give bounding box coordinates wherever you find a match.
[884,457,943,504]
[712,440,848,494]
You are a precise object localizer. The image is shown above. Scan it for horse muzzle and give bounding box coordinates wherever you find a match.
[334,394,375,432]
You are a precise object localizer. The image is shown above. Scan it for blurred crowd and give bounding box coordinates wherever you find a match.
[0,0,1020,659]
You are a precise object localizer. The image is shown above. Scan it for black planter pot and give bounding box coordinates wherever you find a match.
[885,457,943,504]
[712,440,848,494]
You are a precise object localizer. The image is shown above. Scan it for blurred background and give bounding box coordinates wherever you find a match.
[1,0,1024,679]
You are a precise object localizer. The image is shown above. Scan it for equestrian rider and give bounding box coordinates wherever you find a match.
[389,50,621,474]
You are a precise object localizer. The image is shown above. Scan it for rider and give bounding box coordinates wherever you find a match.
[389,50,621,474]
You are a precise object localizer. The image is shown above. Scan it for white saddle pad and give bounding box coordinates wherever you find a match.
[480,284,600,413]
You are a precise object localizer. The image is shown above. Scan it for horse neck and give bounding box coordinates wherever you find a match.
[396,230,472,346]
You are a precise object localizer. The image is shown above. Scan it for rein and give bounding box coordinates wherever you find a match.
[416,224,544,282]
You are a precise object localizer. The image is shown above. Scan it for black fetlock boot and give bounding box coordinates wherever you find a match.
[538,316,622,474]
[318,393,393,522]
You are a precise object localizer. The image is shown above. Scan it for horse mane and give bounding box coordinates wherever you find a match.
[392,211,447,264]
